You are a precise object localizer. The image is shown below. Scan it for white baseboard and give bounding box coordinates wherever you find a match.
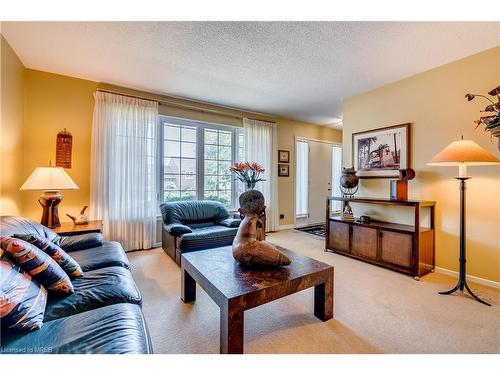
[278,224,296,231]
[434,267,500,290]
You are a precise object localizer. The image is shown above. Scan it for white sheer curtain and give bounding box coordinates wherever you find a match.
[90,92,159,251]
[295,140,309,217]
[243,118,279,232]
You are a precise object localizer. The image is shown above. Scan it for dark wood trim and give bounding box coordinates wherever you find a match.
[327,196,435,207]
[329,216,431,234]
[331,247,413,275]
[220,300,244,354]
[314,269,334,321]
[181,256,227,307]
[324,198,331,250]
[181,269,196,303]
[161,229,177,262]
[352,123,411,179]
[413,203,421,277]
[52,220,103,236]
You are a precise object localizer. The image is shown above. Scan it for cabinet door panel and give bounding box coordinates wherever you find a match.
[380,230,413,268]
[351,226,378,260]
[328,221,350,252]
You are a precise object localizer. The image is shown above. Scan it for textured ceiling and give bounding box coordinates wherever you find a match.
[2,22,499,125]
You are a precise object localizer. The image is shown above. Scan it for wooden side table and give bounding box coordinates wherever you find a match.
[52,220,103,236]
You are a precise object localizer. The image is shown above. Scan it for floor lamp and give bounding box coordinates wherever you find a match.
[428,137,499,306]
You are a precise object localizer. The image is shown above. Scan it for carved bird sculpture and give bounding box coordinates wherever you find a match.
[66,206,89,225]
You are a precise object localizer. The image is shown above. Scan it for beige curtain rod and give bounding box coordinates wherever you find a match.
[96,89,275,123]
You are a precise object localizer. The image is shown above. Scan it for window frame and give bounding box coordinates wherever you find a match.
[158,115,244,210]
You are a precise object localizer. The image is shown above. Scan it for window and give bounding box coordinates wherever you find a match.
[295,140,309,217]
[204,128,233,205]
[159,115,244,208]
[163,123,197,202]
[331,145,343,212]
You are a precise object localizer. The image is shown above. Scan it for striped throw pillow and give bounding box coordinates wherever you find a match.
[14,233,83,278]
[1,249,48,331]
[0,236,74,295]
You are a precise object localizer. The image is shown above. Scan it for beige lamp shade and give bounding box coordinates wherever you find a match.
[428,139,499,166]
[20,166,79,191]
[428,138,499,177]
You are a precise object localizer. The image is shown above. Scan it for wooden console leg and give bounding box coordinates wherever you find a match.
[181,269,196,303]
[314,270,334,321]
[220,302,244,354]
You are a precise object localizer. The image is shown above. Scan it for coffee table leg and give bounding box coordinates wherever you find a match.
[181,268,196,303]
[220,302,244,354]
[314,270,334,321]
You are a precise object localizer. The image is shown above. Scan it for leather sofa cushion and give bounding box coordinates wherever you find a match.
[0,303,152,354]
[56,233,103,252]
[178,225,238,253]
[0,216,59,242]
[160,200,229,225]
[218,218,241,227]
[44,266,141,322]
[163,223,192,236]
[68,241,130,272]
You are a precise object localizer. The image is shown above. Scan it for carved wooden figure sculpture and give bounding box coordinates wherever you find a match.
[232,190,291,267]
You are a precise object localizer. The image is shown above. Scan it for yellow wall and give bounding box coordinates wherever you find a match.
[18,71,341,226]
[22,69,98,221]
[0,36,25,215]
[343,46,500,282]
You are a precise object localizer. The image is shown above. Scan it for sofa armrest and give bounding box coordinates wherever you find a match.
[56,233,104,252]
[218,218,241,228]
[164,223,192,236]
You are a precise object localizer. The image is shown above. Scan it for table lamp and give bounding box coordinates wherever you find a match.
[428,136,499,306]
[20,165,78,228]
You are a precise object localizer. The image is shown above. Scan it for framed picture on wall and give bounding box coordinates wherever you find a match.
[278,150,290,163]
[278,164,290,177]
[353,123,411,178]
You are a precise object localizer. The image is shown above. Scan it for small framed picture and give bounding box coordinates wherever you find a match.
[278,164,289,177]
[278,150,290,163]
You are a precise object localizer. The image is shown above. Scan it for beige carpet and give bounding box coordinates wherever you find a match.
[128,230,500,354]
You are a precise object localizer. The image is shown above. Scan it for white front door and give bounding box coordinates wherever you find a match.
[308,141,333,225]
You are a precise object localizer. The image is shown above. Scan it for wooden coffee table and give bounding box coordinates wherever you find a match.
[181,245,334,354]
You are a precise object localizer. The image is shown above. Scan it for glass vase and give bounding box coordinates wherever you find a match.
[246,182,256,190]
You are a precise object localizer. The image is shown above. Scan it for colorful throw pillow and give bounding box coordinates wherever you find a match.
[0,236,74,295]
[14,233,83,278]
[0,249,48,331]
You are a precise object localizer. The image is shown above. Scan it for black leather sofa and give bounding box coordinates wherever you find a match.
[160,200,241,266]
[0,216,152,354]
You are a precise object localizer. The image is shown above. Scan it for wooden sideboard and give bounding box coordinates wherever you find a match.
[325,197,435,279]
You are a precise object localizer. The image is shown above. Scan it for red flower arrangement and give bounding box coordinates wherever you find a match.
[230,161,266,189]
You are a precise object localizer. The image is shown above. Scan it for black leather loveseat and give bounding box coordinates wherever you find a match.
[160,200,241,266]
[0,216,152,354]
